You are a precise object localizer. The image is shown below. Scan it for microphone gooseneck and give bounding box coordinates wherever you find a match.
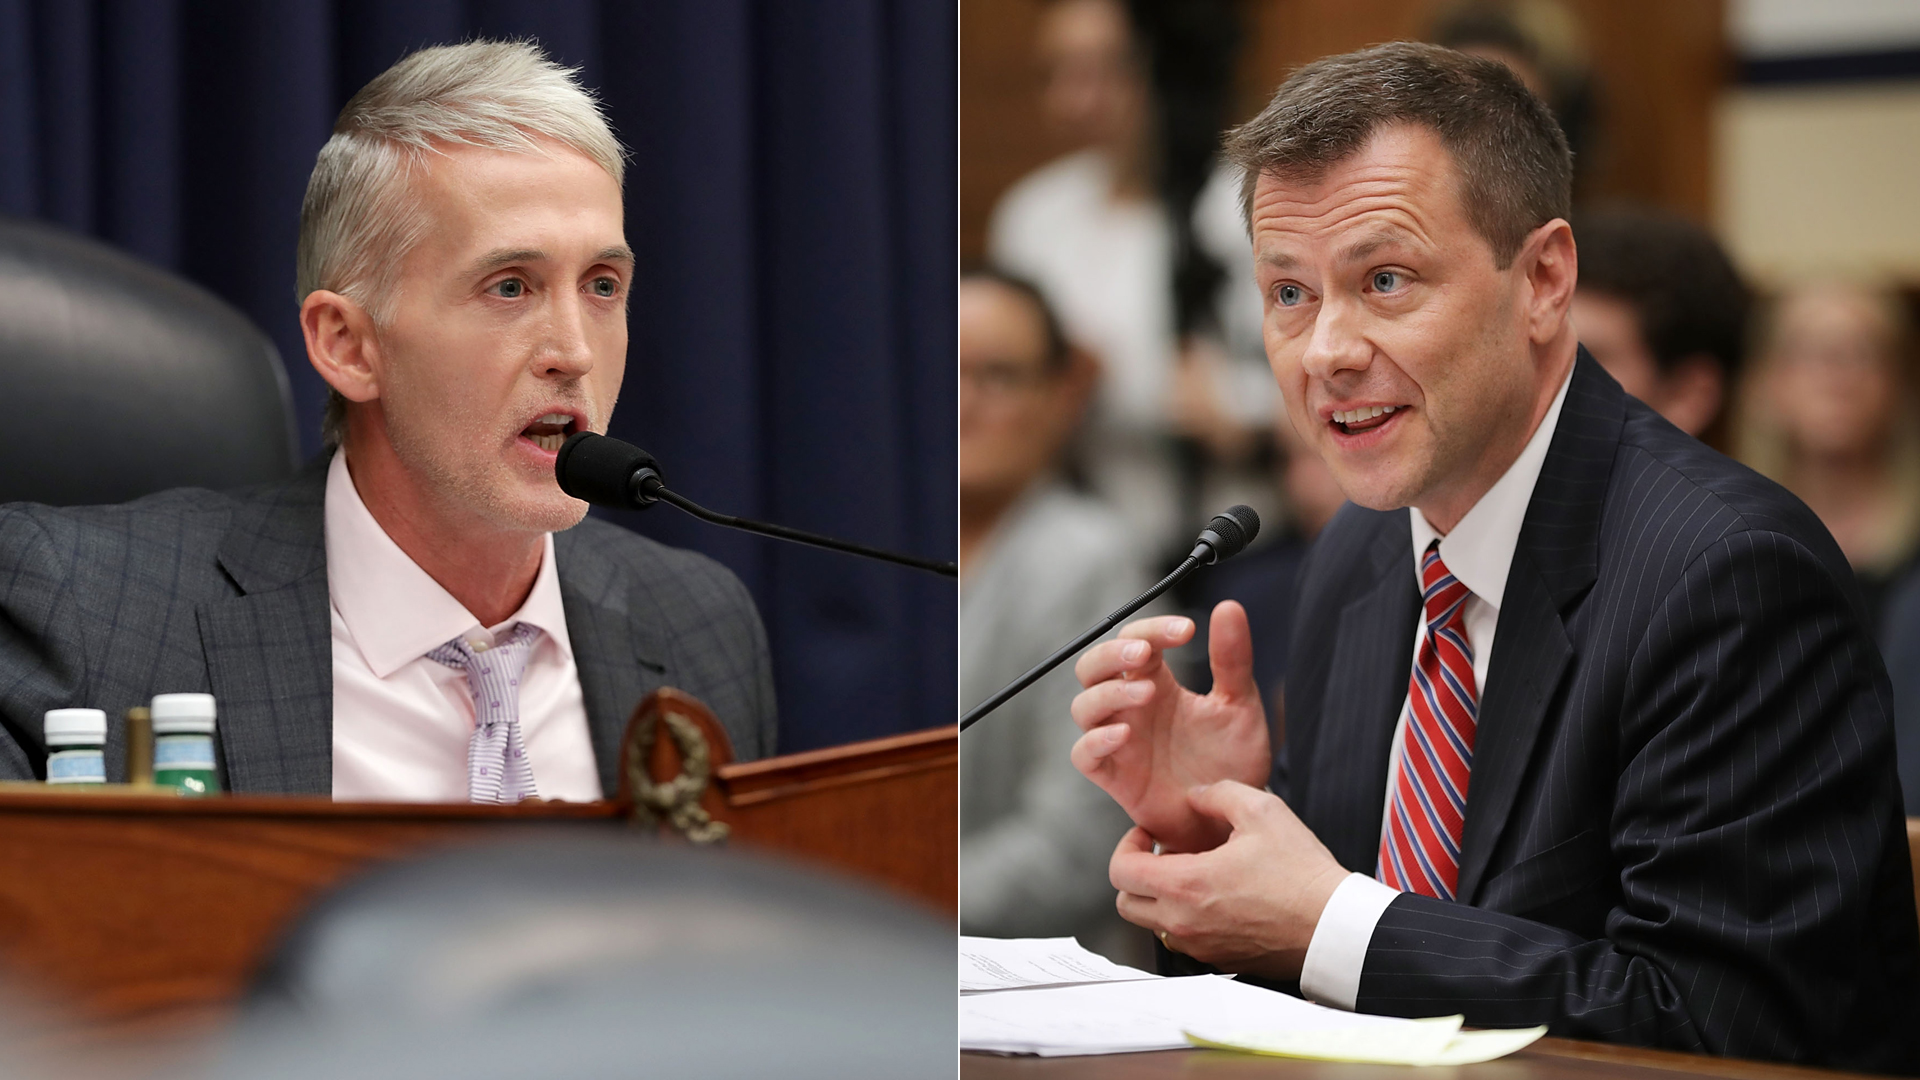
[555,432,956,578]
[958,505,1262,732]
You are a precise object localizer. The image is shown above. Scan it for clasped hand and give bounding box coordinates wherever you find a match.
[1069,601,1347,978]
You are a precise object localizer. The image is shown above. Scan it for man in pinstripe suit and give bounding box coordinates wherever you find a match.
[1070,43,1918,1070]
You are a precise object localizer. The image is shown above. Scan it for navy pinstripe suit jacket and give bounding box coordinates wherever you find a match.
[1281,353,1920,1071]
[0,458,778,794]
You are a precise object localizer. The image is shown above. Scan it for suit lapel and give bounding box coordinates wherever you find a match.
[555,528,671,796]
[200,463,334,795]
[1456,549,1571,900]
[1309,518,1421,874]
[1457,351,1621,901]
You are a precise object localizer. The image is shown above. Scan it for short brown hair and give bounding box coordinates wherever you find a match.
[1224,42,1571,267]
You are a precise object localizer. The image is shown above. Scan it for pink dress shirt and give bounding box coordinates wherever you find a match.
[324,450,603,802]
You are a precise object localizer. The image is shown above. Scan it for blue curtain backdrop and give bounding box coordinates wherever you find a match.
[0,1,957,753]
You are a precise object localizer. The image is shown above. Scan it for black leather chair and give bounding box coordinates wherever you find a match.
[0,215,298,506]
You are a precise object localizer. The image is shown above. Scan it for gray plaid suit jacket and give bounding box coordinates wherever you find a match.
[1279,351,1920,1071]
[0,459,777,794]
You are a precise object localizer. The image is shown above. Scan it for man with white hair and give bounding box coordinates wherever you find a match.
[0,41,777,798]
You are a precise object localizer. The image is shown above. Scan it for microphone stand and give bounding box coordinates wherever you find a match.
[635,474,957,579]
[958,554,1201,731]
[958,505,1257,733]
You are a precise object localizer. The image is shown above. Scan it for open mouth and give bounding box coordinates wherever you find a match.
[521,412,579,452]
[1330,405,1401,436]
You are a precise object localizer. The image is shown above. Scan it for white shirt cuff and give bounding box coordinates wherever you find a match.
[1298,872,1400,1010]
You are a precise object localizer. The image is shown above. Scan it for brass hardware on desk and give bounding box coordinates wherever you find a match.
[622,704,729,844]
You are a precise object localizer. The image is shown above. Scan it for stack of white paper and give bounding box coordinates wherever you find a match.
[963,973,1406,1056]
[959,937,1546,1063]
[959,936,1159,993]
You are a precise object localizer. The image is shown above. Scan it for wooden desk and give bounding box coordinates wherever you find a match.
[963,1038,1880,1080]
[0,709,956,1031]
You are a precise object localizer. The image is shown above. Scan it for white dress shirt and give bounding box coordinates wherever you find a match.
[325,450,603,802]
[1298,368,1573,1009]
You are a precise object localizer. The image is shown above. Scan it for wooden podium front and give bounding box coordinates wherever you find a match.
[0,692,955,1031]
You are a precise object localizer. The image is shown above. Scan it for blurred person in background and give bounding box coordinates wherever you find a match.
[988,0,1274,564]
[1430,0,1600,201]
[1786,286,1920,812]
[1736,283,1920,627]
[1740,283,1920,813]
[1571,206,1751,447]
[960,268,1152,963]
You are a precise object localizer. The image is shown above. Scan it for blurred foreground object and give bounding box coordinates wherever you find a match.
[228,834,953,1079]
[0,690,953,1036]
[0,216,296,505]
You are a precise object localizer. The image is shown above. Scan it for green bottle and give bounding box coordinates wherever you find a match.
[151,693,221,795]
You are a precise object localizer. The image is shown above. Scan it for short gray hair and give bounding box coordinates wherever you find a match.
[1224,42,1570,268]
[297,39,626,448]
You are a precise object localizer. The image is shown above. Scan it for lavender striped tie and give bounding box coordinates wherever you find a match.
[427,623,541,803]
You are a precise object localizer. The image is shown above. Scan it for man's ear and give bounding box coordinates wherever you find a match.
[1519,218,1577,346]
[301,289,383,404]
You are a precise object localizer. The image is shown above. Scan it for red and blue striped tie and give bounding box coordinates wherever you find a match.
[1378,540,1477,900]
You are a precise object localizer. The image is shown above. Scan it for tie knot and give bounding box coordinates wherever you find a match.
[1419,541,1471,632]
[427,622,542,676]
[425,623,543,804]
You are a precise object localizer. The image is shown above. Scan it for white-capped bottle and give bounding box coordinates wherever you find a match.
[44,709,107,784]
[151,693,220,796]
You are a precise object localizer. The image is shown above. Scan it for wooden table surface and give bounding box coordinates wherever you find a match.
[963,1038,1883,1080]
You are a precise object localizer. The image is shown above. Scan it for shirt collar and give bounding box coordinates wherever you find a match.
[323,449,573,678]
[1408,367,1574,612]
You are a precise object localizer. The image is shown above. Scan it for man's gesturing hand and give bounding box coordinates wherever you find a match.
[1069,600,1270,853]
[1110,780,1348,980]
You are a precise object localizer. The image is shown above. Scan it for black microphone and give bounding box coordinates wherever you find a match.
[556,432,956,578]
[958,505,1261,732]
